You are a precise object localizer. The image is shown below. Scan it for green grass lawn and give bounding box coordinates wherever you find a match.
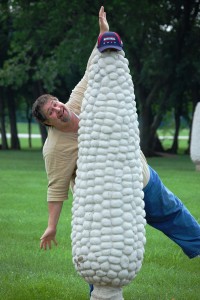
[0,151,199,300]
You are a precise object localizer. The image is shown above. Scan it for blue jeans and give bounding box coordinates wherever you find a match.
[144,166,200,258]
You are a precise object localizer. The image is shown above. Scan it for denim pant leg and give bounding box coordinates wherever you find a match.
[89,284,93,297]
[143,166,200,258]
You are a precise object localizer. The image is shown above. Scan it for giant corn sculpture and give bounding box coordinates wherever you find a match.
[72,48,146,299]
[190,102,200,171]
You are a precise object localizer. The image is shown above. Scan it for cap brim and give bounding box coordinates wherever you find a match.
[97,45,123,53]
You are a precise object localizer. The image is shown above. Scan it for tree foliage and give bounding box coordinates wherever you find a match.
[0,0,199,154]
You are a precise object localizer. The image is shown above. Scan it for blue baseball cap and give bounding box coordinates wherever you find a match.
[97,31,123,53]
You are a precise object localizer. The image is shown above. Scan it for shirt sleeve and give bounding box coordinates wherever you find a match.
[43,134,78,202]
[140,150,150,188]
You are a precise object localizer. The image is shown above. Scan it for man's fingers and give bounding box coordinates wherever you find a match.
[42,241,49,250]
[40,237,57,250]
[99,5,109,33]
[40,239,45,249]
[40,238,48,250]
[99,6,104,17]
[40,240,43,249]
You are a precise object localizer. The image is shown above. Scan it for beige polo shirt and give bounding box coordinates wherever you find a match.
[43,48,150,202]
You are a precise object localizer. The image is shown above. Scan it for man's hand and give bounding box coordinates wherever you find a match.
[40,226,58,250]
[40,201,62,250]
[99,6,109,34]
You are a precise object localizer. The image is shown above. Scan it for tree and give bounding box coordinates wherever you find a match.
[0,0,199,154]
[108,0,200,155]
[0,88,8,149]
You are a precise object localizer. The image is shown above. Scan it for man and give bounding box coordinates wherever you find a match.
[32,7,200,259]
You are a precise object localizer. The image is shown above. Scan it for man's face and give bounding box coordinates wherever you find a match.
[42,98,71,128]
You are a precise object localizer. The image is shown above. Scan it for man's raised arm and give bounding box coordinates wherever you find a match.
[67,6,109,114]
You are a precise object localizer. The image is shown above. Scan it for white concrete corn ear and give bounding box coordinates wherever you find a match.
[72,50,146,289]
[190,102,200,171]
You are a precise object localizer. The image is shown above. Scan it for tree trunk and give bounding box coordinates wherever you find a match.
[32,81,47,146]
[139,105,152,156]
[7,89,20,150]
[26,100,32,148]
[169,111,180,154]
[169,97,183,154]
[0,89,8,150]
[154,135,165,153]
[28,119,32,148]
[138,79,165,156]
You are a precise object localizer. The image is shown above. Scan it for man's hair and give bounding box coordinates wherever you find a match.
[32,94,57,126]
